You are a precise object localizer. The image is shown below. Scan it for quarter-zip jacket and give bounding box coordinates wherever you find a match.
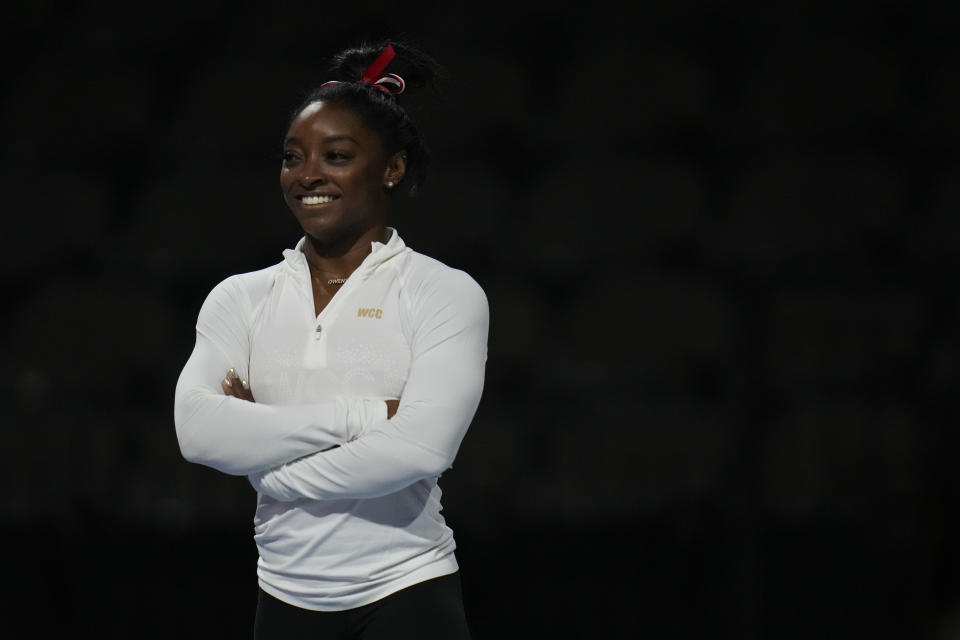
[174,229,488,610]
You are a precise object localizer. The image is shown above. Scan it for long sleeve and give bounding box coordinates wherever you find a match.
[249,268,488,501]
[174,275,387,476]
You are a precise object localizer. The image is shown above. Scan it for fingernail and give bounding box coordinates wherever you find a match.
[227,368,236,378]
[224,377,232,387]
[241,379,249,390]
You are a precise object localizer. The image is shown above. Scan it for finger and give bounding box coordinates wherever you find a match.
[239,378,255,402]
[228,369,254,402]
[222,369,237,396]
[385,398,399,418]
[223,369,246,399]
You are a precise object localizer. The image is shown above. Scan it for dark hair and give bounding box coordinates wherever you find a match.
[288,40,445,197]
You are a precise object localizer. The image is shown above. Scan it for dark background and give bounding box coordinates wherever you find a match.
[2,1,957,638]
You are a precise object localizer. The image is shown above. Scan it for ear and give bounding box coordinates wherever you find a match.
[383,151,407,189]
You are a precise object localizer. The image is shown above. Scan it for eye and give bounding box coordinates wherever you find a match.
[325,150,352,164]
[281,150,301,166]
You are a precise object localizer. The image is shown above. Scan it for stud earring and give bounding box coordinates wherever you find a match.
[386,181,394,188]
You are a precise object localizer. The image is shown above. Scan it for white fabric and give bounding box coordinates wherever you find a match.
[174,229,488,610]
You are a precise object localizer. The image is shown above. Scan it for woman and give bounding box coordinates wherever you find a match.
[174,41,487,639]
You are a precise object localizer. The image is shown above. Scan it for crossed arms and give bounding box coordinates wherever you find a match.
[174,269,488,501]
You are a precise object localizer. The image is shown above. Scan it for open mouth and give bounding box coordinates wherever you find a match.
[298,194,340,206]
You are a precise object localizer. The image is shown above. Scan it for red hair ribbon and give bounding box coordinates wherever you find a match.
[360,44,396,84]
[319,44,405,95]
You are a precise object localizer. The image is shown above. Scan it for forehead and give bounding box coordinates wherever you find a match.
[286,100,379,146]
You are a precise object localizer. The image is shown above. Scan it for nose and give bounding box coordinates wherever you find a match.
[297,157,327,188]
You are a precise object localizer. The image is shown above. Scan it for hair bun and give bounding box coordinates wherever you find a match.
[327,40,446,96]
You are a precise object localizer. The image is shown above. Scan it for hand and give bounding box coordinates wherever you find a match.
[385,398,399,418]
[222,368,255,402]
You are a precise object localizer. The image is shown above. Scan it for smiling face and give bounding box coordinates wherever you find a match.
[280,100,405,247]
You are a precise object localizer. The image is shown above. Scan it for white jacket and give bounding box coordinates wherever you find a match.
[174,229,488,610]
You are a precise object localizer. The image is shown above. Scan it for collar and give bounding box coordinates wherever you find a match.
[281,227,406,276]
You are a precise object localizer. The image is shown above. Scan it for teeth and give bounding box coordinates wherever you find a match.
[301,195,336,205]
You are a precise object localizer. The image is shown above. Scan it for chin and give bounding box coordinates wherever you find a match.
[301,219,365,248]
[293,209,339,235]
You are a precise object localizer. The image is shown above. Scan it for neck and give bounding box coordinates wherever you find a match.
[302,223,390,282]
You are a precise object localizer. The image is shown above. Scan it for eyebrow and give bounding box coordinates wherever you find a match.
[284,135,360,146]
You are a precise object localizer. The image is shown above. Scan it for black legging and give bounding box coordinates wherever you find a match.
[254,572,472,639]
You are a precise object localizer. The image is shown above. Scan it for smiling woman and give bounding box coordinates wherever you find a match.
[280,102,403,268]
[173,41,487,640]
